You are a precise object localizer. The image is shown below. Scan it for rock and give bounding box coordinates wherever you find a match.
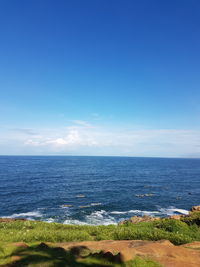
[97,251,122,263]
[169,215,182,220]
[119,215,159,225]
[181,241,200,249]
[53,246,66,254]
[36,242,49,250]
[11,255,21,262]
[56,240,200,266]
[144,193,155,197]
[91,203,102,206]
[191,205,200,212]
[76,194,85,198]
[12,242,28,248]
[135,193,155,197]
[70,246,91,257]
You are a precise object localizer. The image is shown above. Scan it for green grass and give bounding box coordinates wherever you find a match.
[181,211,200,226]
[0,217,199,245]
[0,213,199,266]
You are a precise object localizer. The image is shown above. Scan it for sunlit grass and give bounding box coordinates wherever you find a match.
[0,214,200,245]
[0,212,199,266]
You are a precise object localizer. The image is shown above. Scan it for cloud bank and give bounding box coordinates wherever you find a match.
[1,121,200,157]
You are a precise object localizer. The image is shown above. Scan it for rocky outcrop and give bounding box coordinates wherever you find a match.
[119,205,200,225]
[191,205,200,212]
[168,215,183,220]
[6,240,200,267]
[57,240,200,266]
[119,215,160,225]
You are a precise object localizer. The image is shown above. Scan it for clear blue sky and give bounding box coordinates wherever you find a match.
[0,0,200,157]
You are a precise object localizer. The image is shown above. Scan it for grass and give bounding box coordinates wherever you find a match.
[0,216,199,245]
[0,212,199,266]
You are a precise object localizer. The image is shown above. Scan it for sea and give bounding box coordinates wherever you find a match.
[0,156,199,225]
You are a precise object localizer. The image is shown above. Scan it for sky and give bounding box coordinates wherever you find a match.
[0,0,200,157]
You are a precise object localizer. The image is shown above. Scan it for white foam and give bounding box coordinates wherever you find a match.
[169,208,189,215]
[60,205,73,208]
[4,211,42,219]
[85,210,117,225]
[90,203,102,206]
[110,211,128,214]
[63,210,117,226]
[45,218,55,223]
[160,207,189,216]
[110,207,188,217]
[110,210,159,215]
[63,219,88,225]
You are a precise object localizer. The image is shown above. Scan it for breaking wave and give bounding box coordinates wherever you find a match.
[2,206,189,225]
[159,207,189,216]
[3,211,42,219]
[110,207,189,217]
[110,210,159,215]
[64,210,117,225]
[63,219,89,225]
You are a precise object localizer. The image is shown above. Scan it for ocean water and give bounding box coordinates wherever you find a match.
[0,156,200,225]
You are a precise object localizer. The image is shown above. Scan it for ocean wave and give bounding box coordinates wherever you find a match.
[159,207,189,216]
[63,219,88,225]
[2,206,189,226]
[44,218,55,223]
[110,207,188,217]
[90,203,102,206]
[85,210,117,225]
[3,211,42,219]
[110,210,159,215]
[63,210,117,226]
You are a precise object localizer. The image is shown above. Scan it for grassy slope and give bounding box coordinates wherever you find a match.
[0,212,199,266]
[0,216,200,245]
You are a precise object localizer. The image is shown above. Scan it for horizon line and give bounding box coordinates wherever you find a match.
[0,155,200,160]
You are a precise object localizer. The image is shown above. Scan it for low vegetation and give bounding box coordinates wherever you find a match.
[0,212,199,266]
[0,214,200,245]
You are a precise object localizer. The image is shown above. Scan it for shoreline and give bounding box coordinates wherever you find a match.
[1,205,199,225]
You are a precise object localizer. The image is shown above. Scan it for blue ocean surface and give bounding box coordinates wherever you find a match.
[0,156,200,225]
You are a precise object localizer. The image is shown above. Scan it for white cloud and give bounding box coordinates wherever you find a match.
[1,123,200,157]
[71,120,92,128]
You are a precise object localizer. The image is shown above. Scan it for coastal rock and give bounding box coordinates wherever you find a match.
[119,215,159,225]
[11,242,28,248]
[169,215,182,220]
[135,193,155,197]
[11,255,21,262]
[191,205,200,212]
[181,241,200,249]
[76,194,85,198]
[56,240,200,266]
[36,242,49,250]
